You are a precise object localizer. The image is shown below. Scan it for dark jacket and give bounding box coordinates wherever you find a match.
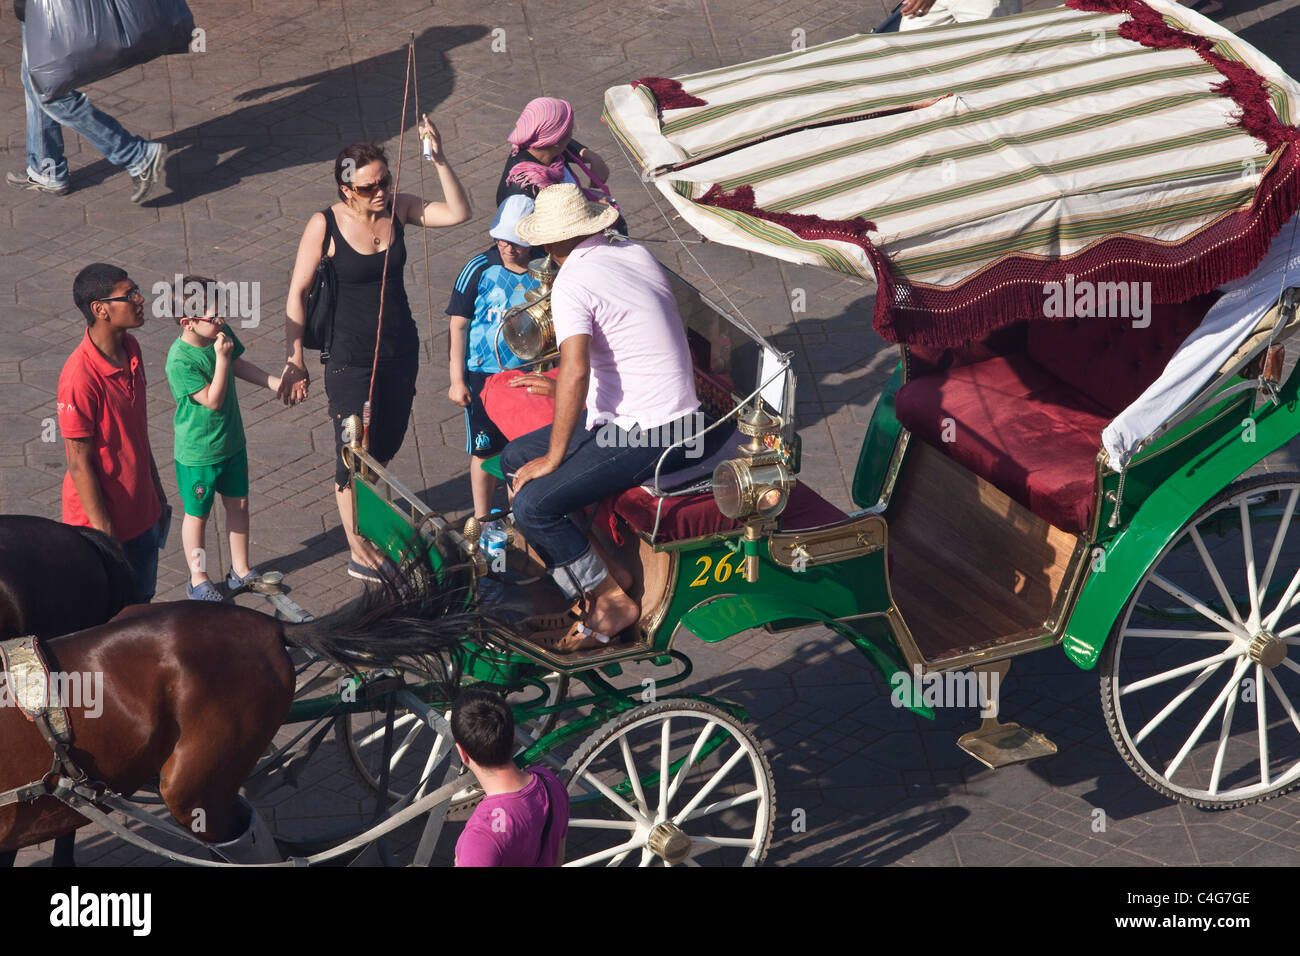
[14,1,24,23]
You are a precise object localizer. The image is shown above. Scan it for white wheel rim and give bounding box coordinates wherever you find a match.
[1110,483,1300,802]
[564,706,772,867]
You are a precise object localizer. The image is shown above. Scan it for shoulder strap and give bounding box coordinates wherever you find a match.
[320,208,336,258]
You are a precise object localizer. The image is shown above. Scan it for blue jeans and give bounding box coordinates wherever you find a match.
[21,24,150,188]
[501,419,691,594]
[120,522,161,604]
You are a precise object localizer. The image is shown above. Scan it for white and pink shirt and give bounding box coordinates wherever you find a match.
[550,234,699,432]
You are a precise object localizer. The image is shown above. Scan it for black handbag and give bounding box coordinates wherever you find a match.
[302,209,337,362]
[24,0,195,104]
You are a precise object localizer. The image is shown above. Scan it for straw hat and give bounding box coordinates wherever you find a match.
[514,183,619,245]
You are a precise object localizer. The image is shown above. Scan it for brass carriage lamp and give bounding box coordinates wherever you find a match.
[500,255,559,364]
[712,404,794,583]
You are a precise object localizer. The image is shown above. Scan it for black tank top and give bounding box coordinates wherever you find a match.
[323,206,419,365]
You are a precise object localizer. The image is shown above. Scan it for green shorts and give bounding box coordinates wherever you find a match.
[175,448,249,518]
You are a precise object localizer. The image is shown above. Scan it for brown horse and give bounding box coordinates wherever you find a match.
[0,562,478,863]
[0,515,137,867]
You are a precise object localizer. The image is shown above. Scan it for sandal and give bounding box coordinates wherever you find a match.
[531,621,614,654]
[186,579,224,602]
[226,567,262,591]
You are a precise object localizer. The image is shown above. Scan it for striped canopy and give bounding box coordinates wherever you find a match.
[604,0,1300,346]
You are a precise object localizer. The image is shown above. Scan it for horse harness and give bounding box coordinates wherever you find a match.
[0,635,95,810]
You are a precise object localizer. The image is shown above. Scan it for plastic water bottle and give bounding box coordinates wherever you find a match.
[422,132,434,161]
[480,519,508,572]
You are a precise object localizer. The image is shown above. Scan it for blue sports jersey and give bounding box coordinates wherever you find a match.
[446,247,539,373]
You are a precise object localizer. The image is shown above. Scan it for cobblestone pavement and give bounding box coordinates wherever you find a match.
[4,0,1300,867]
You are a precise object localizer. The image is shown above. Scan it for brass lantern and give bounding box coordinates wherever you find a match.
[500,255,559,364]
[712,404,794,582]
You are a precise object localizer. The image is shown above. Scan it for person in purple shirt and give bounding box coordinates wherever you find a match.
[452,689,568,867]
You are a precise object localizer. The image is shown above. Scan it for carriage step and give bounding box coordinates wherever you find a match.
[957,718,1057,769]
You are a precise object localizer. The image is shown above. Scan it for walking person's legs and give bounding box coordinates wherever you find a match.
[12,23,167,200]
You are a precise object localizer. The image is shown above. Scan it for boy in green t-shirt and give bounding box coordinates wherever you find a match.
[165,275,281,601]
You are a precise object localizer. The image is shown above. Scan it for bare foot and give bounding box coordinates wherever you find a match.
[548,577,640,652]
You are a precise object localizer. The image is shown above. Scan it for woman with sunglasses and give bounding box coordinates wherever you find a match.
[282,118,470,582]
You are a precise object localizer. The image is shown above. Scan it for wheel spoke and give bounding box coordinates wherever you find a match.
[619,735,649,815]
[1164,658,1251,780]
[672,745,748,825]
[1189,525,1245,626]
[1134,660,1226,744]
[1257,489,1298,608]
[680,789,762,822]
[1120,648,1241,696]
[1208,666,1242,795]
[564,838,644,868]
[1284,658,1300,677]
[1240,499,1260,628]
[571,768,653,826]
[1265,564,1300,630]
[1151,573,1250,638]
[689,835,758,849]
[665,721,717,808]
[1263,668,1300,738]
[1257,663,1271,788]
[567,817,638,831]
[658,717,671,818]
[637,848,653,867]
[1123,628,1235,641]
[354,713,420,749]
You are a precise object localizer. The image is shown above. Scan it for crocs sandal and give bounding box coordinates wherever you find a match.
[226,567,262,591]
[186,579,224,602]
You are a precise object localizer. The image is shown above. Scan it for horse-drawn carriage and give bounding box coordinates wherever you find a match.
[6,0,1300,867]
[330,0,1300,864]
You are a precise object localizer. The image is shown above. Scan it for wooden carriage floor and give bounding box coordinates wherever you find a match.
[886,441,1081,667]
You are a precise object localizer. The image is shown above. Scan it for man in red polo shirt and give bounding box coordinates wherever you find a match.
[58,263,169,603]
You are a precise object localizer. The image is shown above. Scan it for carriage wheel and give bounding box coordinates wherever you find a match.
[340,672,569,817]
[1102,474,1300,808]
[563,698,775,866]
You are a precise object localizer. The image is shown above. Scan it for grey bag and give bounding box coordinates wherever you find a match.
[24,0,195,104]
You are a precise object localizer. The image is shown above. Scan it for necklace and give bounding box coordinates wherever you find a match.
[347,204,385,247]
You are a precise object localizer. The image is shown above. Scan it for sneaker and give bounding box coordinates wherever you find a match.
[186,579,224,602]
[6,170,69,196]
[130,142,168,203]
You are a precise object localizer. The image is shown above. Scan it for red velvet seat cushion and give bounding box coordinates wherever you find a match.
[895,354,1111,533]
[606,481,848,545]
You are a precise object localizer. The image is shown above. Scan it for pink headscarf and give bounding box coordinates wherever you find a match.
[506,98,576,191]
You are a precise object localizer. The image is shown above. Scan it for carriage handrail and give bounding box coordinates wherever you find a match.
[350,446,475,560]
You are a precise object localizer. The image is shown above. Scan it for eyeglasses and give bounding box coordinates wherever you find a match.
[350,173,392,197]
[97,287,144,304]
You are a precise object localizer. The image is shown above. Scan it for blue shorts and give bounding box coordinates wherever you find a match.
[464,370,508,458]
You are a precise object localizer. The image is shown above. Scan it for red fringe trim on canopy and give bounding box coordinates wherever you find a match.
[1069,0,1300,152]
[690,0,1300,347]
[632,77,707,111]
[699,183,877,243]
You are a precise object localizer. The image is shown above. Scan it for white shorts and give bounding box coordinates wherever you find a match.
[898,0,1022,30]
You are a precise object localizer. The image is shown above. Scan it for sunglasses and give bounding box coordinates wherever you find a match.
[98,287,144,304]
[350,173,392,197]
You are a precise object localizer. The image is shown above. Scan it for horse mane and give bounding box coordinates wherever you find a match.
[72,525,136,618]
[283,560,510,699]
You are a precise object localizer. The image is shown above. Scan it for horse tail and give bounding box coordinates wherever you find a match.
[73,526,136,617]
[282,562,499,698]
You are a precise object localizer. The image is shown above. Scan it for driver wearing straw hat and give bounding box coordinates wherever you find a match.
[503,184,701,652]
